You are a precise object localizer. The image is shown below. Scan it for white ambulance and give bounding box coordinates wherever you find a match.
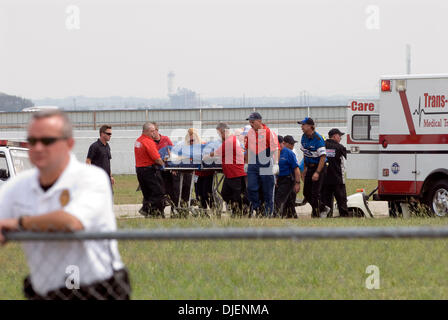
[347,74,448,217]
[0,140,31,188]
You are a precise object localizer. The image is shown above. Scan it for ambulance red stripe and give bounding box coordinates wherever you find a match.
[378,180,424,195]
[398,90,417,136]
[379,134,448,145]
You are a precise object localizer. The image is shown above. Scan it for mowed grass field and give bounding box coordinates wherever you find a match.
[2,176,446,300]
[1,218,448,300]
[112,174,378,205]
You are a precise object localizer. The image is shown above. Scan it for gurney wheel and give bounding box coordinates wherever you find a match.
[170,207,189,219]
[212,192,224,213]
[190,207,212,218]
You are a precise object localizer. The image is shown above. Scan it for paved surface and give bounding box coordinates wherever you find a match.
[114,201,390,219]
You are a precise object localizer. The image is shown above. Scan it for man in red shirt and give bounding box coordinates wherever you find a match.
[134,122,165,217]
[209,122,248,215]
[244,112,279,217]
[147,122,179,206]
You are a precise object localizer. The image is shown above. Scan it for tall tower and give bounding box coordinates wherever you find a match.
[167,71,175,96]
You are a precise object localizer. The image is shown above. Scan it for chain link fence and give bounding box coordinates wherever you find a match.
[20,240,131,300]
[2,224,448,300]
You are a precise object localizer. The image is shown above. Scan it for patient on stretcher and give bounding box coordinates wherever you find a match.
[164,128,221,168]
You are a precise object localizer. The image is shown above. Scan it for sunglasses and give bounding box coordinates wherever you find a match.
[103,132,112,136]
[27,136,67,146]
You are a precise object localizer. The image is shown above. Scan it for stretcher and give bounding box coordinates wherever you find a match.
[164,161,224,217]
[160,141,224,216]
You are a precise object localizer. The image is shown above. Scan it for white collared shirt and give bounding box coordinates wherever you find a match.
[0,154,124,296]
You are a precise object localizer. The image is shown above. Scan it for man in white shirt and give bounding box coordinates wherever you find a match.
[0,110,130,300]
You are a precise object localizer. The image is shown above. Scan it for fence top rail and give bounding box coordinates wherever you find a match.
[4,226,448,241]
[0,105,349,116]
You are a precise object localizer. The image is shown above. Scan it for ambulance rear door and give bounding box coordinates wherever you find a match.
[346,99,380,180]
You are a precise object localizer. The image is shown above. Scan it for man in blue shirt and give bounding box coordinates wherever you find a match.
[275,135,301,218]
[299,117,331,218]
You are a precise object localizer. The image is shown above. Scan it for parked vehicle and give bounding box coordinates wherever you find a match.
[0,140,32,187]
[347,74,448,216]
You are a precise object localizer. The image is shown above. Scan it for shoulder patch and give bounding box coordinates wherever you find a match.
[326,149,336,157]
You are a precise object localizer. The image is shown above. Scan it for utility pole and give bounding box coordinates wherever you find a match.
[299,90,310,117]
[406,44,411,74]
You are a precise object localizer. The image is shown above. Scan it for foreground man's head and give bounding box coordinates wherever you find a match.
[27,110,74,173]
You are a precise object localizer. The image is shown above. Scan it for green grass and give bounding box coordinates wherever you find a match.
[3,176,435,300]
[112,174,379,205]
[113,174,143,205]
[2,217,448,299]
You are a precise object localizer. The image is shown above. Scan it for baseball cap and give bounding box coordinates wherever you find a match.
[246,112,262,121]
[328,128,345,137]
[283,135,298,145]
[298,117,315,125]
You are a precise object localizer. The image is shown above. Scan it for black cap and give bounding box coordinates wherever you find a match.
[278,135,284,144]
[328,128,345,137]
[246,112,262,121]
[297,117,315,125]
[283,135,298,145]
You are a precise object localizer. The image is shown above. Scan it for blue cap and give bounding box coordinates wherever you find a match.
[246,112,262,121]
[298,117,315,125]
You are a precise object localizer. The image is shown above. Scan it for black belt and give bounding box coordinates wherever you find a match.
[306,162,328,168]
[306,163,318,168]
[136,166,158,174]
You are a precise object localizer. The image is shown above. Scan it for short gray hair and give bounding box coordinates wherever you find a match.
[31,109,73,138]
[142,122,156,132]
[149,122,159,130]
[216,122,229,131]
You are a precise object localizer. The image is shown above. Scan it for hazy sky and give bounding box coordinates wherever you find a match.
[1,0,447,99]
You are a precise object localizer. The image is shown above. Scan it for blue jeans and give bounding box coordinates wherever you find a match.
[247,163,275,216]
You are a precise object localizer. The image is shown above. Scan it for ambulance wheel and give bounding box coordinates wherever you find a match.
[426,180,448,217]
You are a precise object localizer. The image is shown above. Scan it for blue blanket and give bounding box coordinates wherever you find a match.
[166,141,222,168]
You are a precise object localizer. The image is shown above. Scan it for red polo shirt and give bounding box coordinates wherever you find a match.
[134,134,161,167]
[214,135,246,178]
[154,134,173,150]
[244,124,278,155]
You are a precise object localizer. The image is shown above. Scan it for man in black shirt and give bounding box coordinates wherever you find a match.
[86,125,114,186]
[322,128,349,217]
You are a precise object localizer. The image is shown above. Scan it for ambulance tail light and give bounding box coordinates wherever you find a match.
[381,80,391,92]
